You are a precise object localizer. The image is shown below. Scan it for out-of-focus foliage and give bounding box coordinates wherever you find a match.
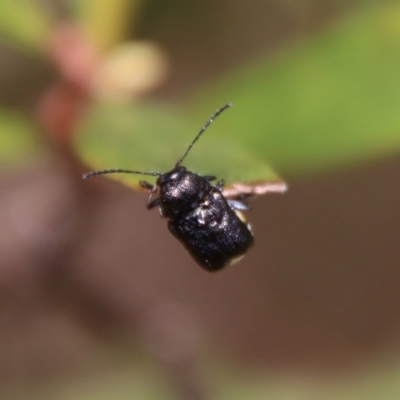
[2,2,399,183]
[34,359,400,400]
[189,4,400,176]
[0,0,52,52]
[0,110,41,164]
[214,362,400,400]
[77,4,400,188]
[72,0,144,52]
[0,0,50,164]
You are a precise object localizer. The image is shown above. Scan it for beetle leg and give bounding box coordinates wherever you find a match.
[236,193,254,201]
[203,175,216,182]
[147,197,160,209]
[228,192,254,201]
[228,199,251,211]
[212,179,225,192]
[146,184,160,209]
[140,180,155,191]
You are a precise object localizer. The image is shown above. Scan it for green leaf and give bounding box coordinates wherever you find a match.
[76,102,282,189]
[78,5,400,187]
[0,0,52,52]
[0,110,41,164]
[188,4,400,176]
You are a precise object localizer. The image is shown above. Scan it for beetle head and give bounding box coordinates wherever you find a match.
[157,166,210,218]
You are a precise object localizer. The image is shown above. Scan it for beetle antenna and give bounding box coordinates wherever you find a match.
[175,103,232,167]
[82,169,161,179]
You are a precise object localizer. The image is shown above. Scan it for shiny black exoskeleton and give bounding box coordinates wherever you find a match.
[83,103,254,272]
[145,165,254,271]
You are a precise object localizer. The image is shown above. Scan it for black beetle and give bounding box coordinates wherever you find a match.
[83,104,279,271]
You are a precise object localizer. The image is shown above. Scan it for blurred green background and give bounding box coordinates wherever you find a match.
[1,0,400,399]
